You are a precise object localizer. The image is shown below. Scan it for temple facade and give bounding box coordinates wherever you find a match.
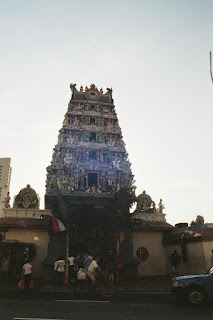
[45,84,135,258]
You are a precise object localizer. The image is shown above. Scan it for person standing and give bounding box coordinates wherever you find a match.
[170,250,181,277]
[68,254,77,281]
[1,253,10,284]
[106,249,116,283]
[54,256,65,287]
[83,252,93,272]
[22,260,32,289]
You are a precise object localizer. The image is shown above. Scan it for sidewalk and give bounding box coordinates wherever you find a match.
[0,276,172,294]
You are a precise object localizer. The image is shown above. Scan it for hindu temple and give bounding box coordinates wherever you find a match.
[45,84,136,258]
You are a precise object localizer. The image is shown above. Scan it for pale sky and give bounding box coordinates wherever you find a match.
[0,0,213,226]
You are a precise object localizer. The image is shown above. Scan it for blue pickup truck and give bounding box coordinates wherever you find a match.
[171,267,213,304]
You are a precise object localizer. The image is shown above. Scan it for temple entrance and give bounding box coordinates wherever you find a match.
[88,172,98,188]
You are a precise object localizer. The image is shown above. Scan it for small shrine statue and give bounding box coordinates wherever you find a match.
[136,190,152,212]
[91,186,96,195]
[158,199,165,213]
[63,115,69,126]
[2,192,11,208]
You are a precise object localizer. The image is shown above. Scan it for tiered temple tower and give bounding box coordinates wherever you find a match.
[45,84,135,255]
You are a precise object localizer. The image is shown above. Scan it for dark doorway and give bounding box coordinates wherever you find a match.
[90,132,96,142]
[88,173,98,187]
[89,151,97,160]
[90,117,95,125]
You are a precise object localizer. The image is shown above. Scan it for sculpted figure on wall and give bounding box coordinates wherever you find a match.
[157,199,165,213]
[136,190,153,212]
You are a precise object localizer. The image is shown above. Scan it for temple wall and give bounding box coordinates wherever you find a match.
[203,241,213,270]
[164,241,207,276]
[2,208,51,218]
[4,228,49,277]
[132,231,166,276]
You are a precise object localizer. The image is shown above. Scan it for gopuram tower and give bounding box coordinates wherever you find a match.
[45,84,135,258]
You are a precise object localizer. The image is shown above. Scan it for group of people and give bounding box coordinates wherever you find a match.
[54,250,123,294]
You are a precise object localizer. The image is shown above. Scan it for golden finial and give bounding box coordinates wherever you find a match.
[80,85,83,92]
[85,86,88,92]
[100,88,103,94]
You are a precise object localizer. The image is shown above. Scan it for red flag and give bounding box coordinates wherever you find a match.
[51,212,66,233]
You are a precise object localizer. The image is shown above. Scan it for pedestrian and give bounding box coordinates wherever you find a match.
[22,260,32,289]
[83,252,93,272]
[170,250,181,277]
[75,252,85,270]
[105,249,116,283]
[54,256,65,287]
[1,253,10,284]
[68,253,77,281]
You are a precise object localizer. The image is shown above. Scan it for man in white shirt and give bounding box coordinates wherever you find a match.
[68,254,77,281]
[86,255,105,294]
[54,256,65,287]
[22,260,32,289]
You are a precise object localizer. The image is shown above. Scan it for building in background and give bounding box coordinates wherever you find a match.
[0,158,12,217]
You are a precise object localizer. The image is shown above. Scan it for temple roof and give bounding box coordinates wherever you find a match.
[132,221,175,231]
[70,84,112,104]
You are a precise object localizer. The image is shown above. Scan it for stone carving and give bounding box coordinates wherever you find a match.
[70,83,76,93]
[157,199,165,213]
[136,190,153,212]
[13,185,39,209]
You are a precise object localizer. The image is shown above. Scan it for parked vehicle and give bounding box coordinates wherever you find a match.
[171,267,213,305]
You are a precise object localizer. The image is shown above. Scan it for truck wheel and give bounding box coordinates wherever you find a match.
[188,287,206,305]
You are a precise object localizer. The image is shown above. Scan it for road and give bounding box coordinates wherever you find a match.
[0,292,212,320]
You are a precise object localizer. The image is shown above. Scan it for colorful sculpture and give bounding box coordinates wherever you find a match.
[45,84,135,197]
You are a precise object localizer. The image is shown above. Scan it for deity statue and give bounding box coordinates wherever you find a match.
[70,83,76,93]
[107,120,113,130]
[57,177,63,190]
[107,168,114,187]
[74,166,80,189]
[100,171,107,190]
[64,151,72,167]
[63,115,69,126]
[67,132,74,145]
[158,199,165,213]
[103,106,108,113]
[137,190,152,212]
[76,103,83,110]
[79,169,85,189]
[2,192,11,208]
[91,186,96,195]
[80,85,83,92]
[73,116,80,127]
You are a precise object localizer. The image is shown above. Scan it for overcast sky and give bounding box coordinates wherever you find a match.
[0,0,213,226]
